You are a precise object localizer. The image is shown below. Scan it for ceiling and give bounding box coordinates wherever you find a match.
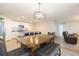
[0,3,79,23]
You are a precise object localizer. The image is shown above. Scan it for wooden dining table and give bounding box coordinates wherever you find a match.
[16,34,54,55]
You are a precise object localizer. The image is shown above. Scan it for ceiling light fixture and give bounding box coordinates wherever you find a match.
[33,3,45,20]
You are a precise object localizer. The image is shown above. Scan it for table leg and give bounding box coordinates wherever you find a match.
[30,45,40,56]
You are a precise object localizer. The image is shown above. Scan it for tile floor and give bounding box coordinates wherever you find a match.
[5,37,79,56]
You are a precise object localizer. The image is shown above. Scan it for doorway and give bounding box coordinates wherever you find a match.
[58,24,64,36]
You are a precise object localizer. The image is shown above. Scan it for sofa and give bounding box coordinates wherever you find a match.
[63,31,78,44]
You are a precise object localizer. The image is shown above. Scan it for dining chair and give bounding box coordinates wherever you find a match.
[48,32,52,35]
[30,32,34,35]
[35,32,38,35]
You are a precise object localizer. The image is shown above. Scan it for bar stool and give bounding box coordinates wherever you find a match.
[24,32,29,36]
[35,32,38,35]
[30,32,34,35]
[39,32,41,34]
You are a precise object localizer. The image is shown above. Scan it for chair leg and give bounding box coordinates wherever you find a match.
[58,48,61,56]
[56,48,61,56]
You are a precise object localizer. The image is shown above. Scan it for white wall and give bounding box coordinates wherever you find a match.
[4,19,32,41]
[33,21,79,36]
[5,19,79,41]
[34,21,57,34]
[63,21,79,33]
